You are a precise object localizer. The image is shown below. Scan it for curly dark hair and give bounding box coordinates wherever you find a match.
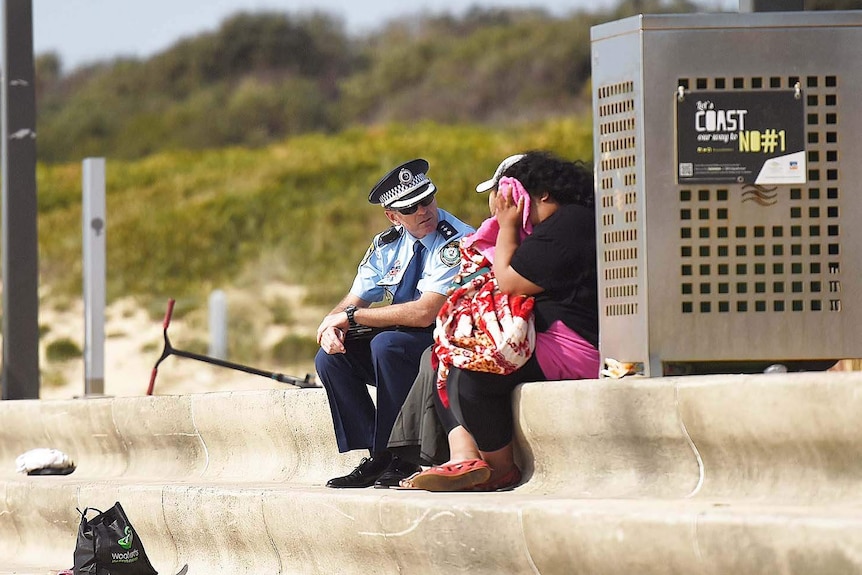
[501,150,594,208]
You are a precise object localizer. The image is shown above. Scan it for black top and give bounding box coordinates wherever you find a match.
[510,203,599,348]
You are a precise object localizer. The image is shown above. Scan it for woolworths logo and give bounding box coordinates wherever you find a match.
[113,526,140,564]
[118,526,133,549]
[111,548,140,563]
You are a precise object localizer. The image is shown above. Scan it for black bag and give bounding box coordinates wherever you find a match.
[73,501,158,575]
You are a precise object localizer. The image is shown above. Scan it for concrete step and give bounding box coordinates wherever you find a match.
[517,372,862,502]
[0,389,361,485]
[2,372,861,574]
[0,568,61,575]
[2,482,860,574]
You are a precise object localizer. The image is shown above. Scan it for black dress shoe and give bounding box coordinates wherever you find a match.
[374,457,422,488]
[326,455,392,488]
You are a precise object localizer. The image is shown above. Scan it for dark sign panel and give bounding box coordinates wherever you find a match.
[676,90,806,185]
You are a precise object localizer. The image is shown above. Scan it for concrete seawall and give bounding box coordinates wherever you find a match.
[1,371,861,574]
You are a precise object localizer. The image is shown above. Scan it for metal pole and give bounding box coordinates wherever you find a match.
[1,0,40,400]
[208,289,228,360]
[82,158,106,396]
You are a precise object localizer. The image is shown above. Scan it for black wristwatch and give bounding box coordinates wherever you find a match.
[344,305,358,329]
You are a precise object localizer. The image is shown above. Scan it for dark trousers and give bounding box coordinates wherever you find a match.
[446,354,545,452]
[315,329,433,454]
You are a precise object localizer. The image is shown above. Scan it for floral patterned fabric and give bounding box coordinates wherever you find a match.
[432,241,535,407]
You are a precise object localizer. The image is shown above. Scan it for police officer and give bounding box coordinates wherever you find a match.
[315,159,474,488]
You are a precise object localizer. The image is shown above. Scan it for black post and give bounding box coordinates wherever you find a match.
[1,0,40,399]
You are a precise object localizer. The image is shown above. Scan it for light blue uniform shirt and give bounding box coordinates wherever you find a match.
[350,208,474,305]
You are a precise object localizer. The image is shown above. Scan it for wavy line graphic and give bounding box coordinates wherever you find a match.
[741,184,778,206]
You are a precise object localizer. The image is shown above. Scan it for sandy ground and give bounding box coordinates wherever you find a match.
[36,284,325,400]
[24,281,862,400]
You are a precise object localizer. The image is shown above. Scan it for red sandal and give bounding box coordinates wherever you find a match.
[469,465,522,492]
[406,458,491,492]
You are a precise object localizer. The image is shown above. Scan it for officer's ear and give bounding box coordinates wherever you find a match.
[383,209,401,226]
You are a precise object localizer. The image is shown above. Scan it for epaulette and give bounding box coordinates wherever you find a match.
[436,220,457,240]
[376,225,403,248]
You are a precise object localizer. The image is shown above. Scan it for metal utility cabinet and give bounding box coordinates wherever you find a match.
[590,12,862,376]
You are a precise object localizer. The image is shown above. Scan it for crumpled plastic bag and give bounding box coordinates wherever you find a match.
[15,448,76,475]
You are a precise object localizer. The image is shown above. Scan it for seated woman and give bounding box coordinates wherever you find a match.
[399,150,600,492]
[386,154,527,474]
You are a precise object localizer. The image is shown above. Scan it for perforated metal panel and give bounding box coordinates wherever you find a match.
[597,81,641,321]
[591,12,862,376]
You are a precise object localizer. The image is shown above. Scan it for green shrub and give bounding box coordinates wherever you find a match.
[41,368,68,388]
[271,334,320,365]
[45,338,82,362]
[269,299,295,327]
[37,118,593,314]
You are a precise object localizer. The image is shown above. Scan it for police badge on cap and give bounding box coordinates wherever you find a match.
[368,159,437,209]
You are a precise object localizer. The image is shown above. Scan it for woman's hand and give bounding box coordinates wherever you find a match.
[495,181,524,231]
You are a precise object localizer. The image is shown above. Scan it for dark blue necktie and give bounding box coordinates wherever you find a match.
[394,241,425,304]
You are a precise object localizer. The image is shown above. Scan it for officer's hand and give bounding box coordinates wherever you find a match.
[319,326,346,355]
[317,311,347,342]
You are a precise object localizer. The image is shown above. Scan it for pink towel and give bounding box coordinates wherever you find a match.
[463,177,532,263]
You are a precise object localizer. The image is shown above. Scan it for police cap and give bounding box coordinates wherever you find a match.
[368,159,437,209]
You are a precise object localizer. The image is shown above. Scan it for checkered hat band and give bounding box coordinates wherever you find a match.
[379,173,431,206]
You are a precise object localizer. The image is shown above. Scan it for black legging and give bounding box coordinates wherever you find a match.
[432,376,460,433]
[442,355,545,452]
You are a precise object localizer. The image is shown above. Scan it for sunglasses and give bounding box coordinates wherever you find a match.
[394,193,436,215]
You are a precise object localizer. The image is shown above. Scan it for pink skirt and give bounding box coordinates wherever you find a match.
[534,320,600,380]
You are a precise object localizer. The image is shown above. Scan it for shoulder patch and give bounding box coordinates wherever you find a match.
[359,242,374,266]
[439,239,461,267]
[377,225,403,247]
[436,220,457,240]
